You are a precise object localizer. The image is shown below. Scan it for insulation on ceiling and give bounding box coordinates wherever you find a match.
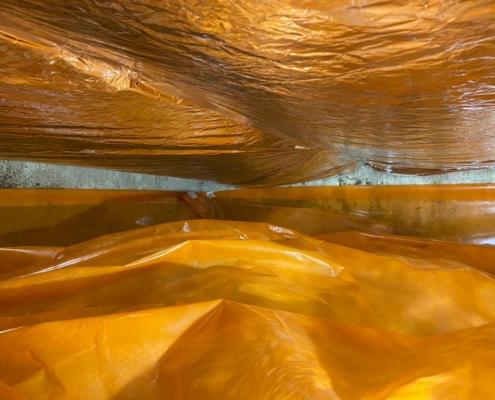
[0,1,494,184]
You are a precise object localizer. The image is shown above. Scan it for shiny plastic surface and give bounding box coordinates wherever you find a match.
[2,186,495,399]
[1,1,495,184]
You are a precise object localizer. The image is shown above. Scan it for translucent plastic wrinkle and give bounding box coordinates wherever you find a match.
[2,187,495,398]
[1,1,495,184]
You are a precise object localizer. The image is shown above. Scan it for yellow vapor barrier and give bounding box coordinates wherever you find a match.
[1,186,495,398]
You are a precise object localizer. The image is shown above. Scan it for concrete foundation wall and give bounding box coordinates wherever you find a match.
[1,160,495,190]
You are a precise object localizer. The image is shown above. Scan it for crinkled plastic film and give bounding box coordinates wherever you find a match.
[2,186,495,399]
[1,1,495,184]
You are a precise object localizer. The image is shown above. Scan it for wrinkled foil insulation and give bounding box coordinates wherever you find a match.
[0,1,494,184]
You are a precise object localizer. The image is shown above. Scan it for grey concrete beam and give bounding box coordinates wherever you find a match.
[1,160,495,191]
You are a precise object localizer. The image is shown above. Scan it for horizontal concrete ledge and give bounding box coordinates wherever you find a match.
[1,160,495,191]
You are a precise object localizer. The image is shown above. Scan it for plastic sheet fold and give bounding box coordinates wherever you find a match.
[2,186,495,398]
[1,1,495,184]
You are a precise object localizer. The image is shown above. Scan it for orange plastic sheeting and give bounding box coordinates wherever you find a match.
[0,189,198,246]
[198,185,495,244]
[1,1,495,184]
[2,187,495,398]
